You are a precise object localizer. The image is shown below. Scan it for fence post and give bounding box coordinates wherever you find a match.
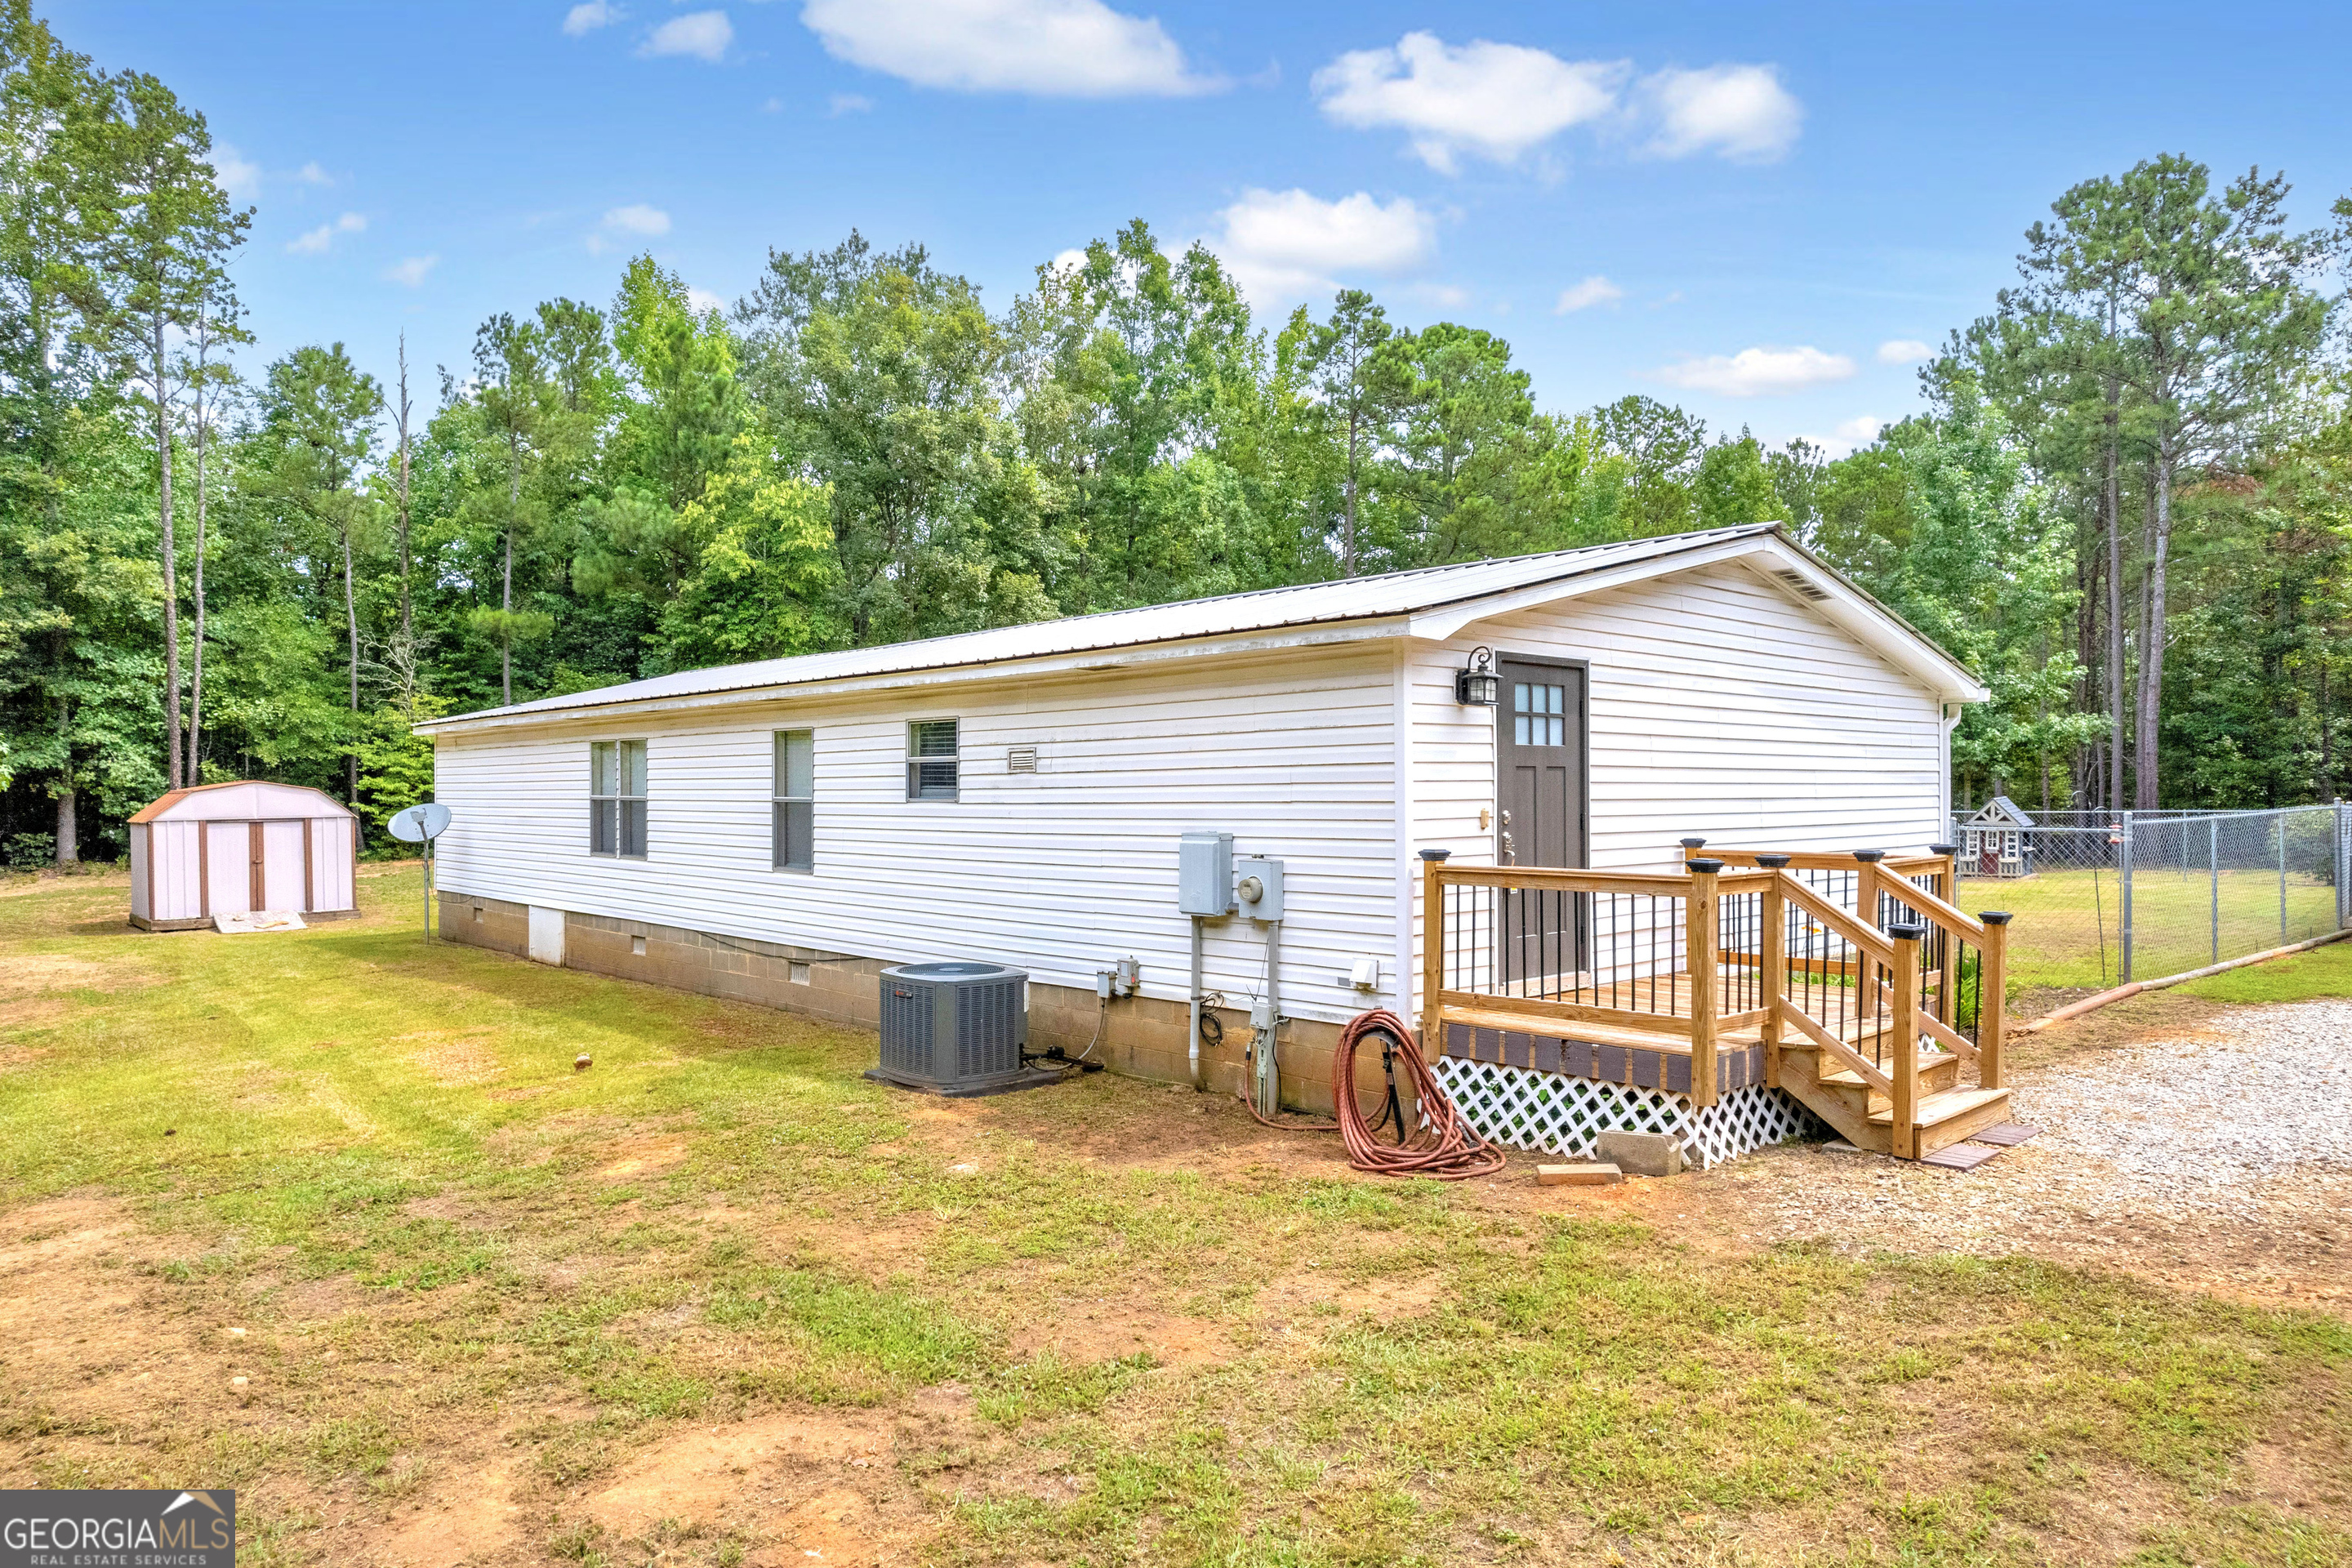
[1685,858,1722,1108]
[1419,849,1450,1046]
[2279,812,2289,946]
[2118,812,2135,984]
[2211,817,2221,966]
[1886,922,1924,1158]
[2339,801,2350,930]
[1977,911,2010,1092]
[1757,854,1790,1089]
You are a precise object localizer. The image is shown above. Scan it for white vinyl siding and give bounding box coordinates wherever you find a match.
[433,643,1406,1024]
[1402,558,1948,1013]
[430,557,1952,1037]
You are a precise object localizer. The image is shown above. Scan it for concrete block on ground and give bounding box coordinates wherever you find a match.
[1536,1162,1623,1186]
[1594,1130,1683,1178]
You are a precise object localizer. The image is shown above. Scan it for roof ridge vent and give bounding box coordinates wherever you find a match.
[1772,566,1831,602]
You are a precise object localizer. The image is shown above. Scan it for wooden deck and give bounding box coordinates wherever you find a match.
[1422,847,2012,1162]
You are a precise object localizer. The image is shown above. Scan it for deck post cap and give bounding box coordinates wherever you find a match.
[1418,849,1452,862]
[1928,843,1958,856]
[1684,858,1725,875]
[1979,910,2013,924]
[1884,921,1927,941]
[1754,853,1792,868]
[1678,836,1708,848]
[1852,849,1886,862]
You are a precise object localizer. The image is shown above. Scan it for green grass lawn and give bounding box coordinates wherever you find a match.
[1962,868,2342,991]
[2,866,2349,1566]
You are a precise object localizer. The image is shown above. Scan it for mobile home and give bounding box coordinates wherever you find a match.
[420,524,1992,1152]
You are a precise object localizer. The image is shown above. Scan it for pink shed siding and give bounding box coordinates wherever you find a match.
[127,780,362,928]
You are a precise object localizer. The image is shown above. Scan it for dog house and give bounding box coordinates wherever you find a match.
[127,781,360,931]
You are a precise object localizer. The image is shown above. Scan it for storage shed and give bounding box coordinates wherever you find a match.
[416,523,1988,1112]
[127,781,360,931]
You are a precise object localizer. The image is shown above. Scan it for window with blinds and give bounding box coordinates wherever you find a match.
[590,739,648,857]
[906,719,959,800]
[773,729,813,871]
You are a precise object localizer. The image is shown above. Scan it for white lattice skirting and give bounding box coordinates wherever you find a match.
[1430,1057,1824,1169]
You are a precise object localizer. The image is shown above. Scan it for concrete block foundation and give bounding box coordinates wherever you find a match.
[437,893,1357,1115]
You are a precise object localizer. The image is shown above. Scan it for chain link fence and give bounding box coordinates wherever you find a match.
[1952,804,2352,990]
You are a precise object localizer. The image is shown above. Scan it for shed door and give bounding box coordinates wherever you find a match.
[1496,658,1588,984]
[204,822,252,915]
[261,821,307,910]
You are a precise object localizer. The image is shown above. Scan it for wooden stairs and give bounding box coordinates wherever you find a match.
[1775,1034,2013,1158]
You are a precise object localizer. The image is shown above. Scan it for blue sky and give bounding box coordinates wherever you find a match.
[51,0,2352,455]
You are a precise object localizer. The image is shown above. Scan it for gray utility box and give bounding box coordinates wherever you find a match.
[1178,830,1236,916]
[873,960,1031,1095]
[1235,856,1285,920]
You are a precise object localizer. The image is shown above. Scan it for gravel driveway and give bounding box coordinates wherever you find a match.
[1715,1000,2352,1312]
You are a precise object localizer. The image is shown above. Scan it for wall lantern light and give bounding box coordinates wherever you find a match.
[1455,645,1500,706]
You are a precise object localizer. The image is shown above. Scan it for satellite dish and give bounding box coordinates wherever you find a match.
[387,801,451,844]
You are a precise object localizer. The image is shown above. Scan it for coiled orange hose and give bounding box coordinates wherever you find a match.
[1330,1009,1505,1181]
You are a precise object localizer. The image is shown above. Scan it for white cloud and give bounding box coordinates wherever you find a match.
[1805,415,1886,459]
[642,9,732,61]
[801,0,1218,97]
[295,160,332,185]
[827,91,873,114]
[1046,247,1088,276]
[1877,338,1934,365]
[286,212,366,256]
[1555,274,1624,313]
[564,0,621,36]
[385,255,439,288]
[604,203,672,236]
[1208,187,1435,305]
[1312,32,1623,173]
[211,144,261,203]
[1653,345,1854,397]
[1638,64,1802,162]
[686,286,726,315]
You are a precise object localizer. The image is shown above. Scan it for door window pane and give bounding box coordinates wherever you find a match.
[1512,681,1567,746]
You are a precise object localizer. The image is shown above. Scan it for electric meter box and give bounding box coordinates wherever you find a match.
[1235,856,1285,920]
[1177,830,1235,916]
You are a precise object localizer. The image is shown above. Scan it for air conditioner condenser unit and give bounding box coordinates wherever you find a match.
[869,960,1064,1097]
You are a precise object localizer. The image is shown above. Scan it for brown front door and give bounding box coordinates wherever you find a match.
[1497,657,1588,984]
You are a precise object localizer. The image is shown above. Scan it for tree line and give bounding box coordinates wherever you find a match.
[3,1,2349,865]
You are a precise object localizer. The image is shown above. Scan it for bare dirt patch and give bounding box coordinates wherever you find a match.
[394,1029,504,1088]
[1013,1303,1227,1368]
[586,1409,894,1531]
[0,953,150,997]
[595,1134,690,1180]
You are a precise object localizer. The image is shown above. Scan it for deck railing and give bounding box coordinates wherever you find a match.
[1420,845,2010,1147]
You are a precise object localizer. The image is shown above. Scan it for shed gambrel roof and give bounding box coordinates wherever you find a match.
[129,780,355,823]
[419,523,1989,735]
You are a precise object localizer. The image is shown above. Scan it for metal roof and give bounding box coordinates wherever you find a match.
[129,780,355,823]
[421,524,1982,733]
